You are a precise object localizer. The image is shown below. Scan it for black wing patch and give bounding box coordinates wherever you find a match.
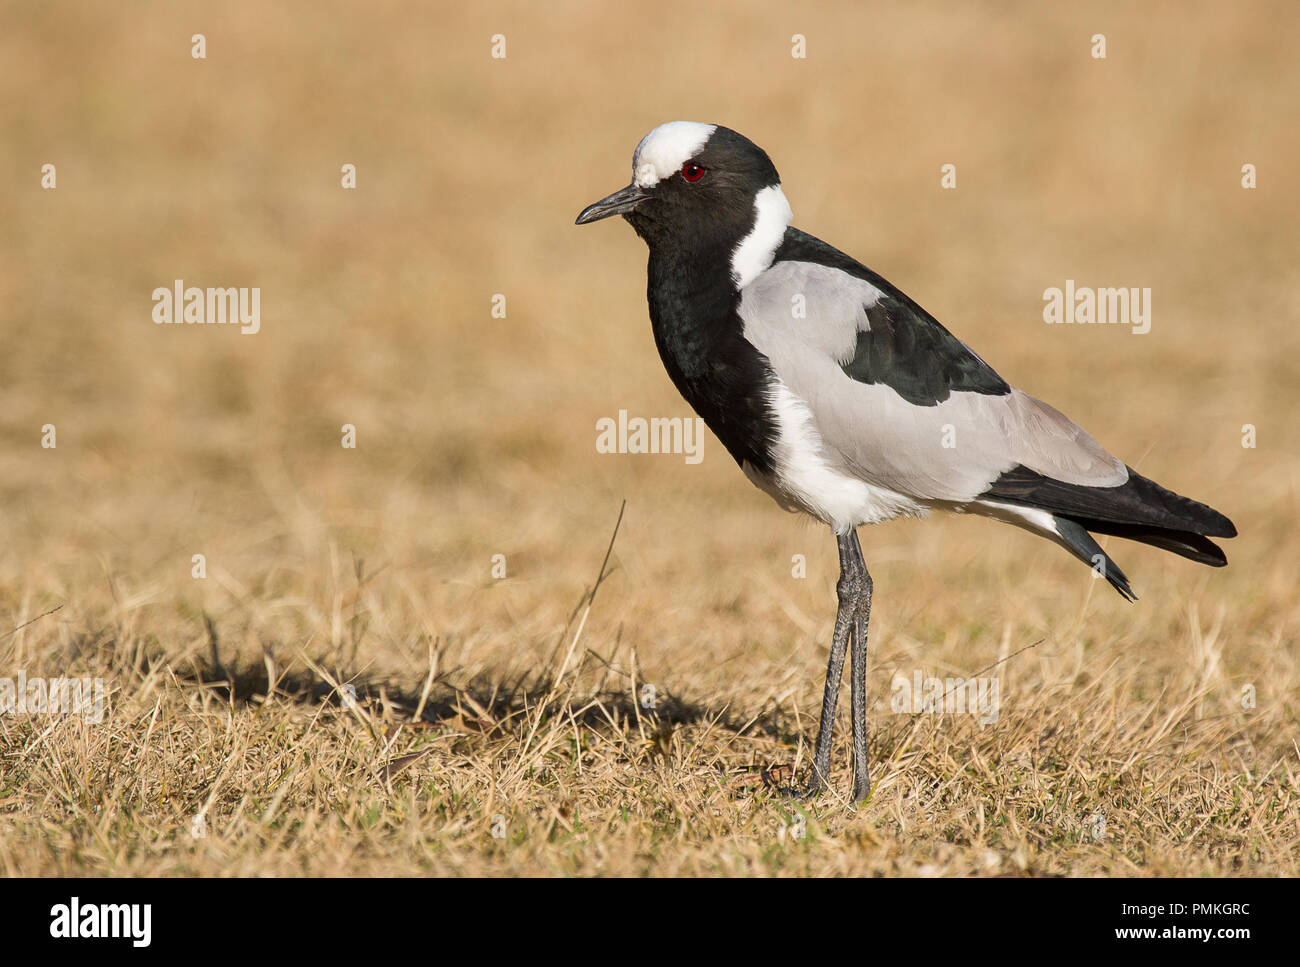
[771,227,1009,406]
[842,296,1010,406]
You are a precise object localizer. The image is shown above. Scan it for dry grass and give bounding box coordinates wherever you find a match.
[0,0,1297,876]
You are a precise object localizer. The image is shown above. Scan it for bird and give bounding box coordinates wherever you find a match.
[575,121,1236,801]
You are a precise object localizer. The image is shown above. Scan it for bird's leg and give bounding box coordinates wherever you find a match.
[846,529,873,802]
[800,531,861,798]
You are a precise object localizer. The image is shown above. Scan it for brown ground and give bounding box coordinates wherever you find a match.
[0,1,1296,875]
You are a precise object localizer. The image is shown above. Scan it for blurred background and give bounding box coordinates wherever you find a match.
[0,0,1295,732]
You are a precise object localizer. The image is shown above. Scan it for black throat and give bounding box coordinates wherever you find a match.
[638,238,780,475]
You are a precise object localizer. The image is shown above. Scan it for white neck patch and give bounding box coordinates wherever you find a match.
[731,184,794,289]
[632,121,717,188]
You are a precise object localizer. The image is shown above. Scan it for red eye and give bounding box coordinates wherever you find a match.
[681,162,705,183]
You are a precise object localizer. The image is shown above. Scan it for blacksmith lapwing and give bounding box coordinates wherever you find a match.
[575,122,1237,801]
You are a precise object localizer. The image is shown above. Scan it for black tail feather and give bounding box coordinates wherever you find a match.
[983,462,1236,600]
[985,464,1237,539]
[1062,517,1227,567]
[1053,517,1138,601]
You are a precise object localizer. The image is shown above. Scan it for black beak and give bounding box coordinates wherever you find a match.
[575,183,648,225]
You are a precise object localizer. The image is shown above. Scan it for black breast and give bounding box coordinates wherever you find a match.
[645,252,780,475]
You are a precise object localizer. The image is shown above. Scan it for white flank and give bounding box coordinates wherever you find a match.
[731,185,794,290]
[751,379,925,533]
[632,121,717,188]
[969,499,1061,538]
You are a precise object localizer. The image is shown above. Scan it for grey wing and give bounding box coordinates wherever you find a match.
[738,260,1127,506]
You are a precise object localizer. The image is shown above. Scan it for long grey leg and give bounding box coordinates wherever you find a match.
[801,531,862,797]
[846,529,873,802]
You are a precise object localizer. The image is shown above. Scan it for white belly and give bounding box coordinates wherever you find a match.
[743,380,926,534]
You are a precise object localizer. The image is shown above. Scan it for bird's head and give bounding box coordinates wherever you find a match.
[576,122,793,285]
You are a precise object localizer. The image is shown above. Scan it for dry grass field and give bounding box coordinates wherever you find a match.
[1,1,1297,876]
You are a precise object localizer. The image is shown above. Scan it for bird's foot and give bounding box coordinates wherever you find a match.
[791,782,824,802]
[851,777,872,804]
[788,766,828,802]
